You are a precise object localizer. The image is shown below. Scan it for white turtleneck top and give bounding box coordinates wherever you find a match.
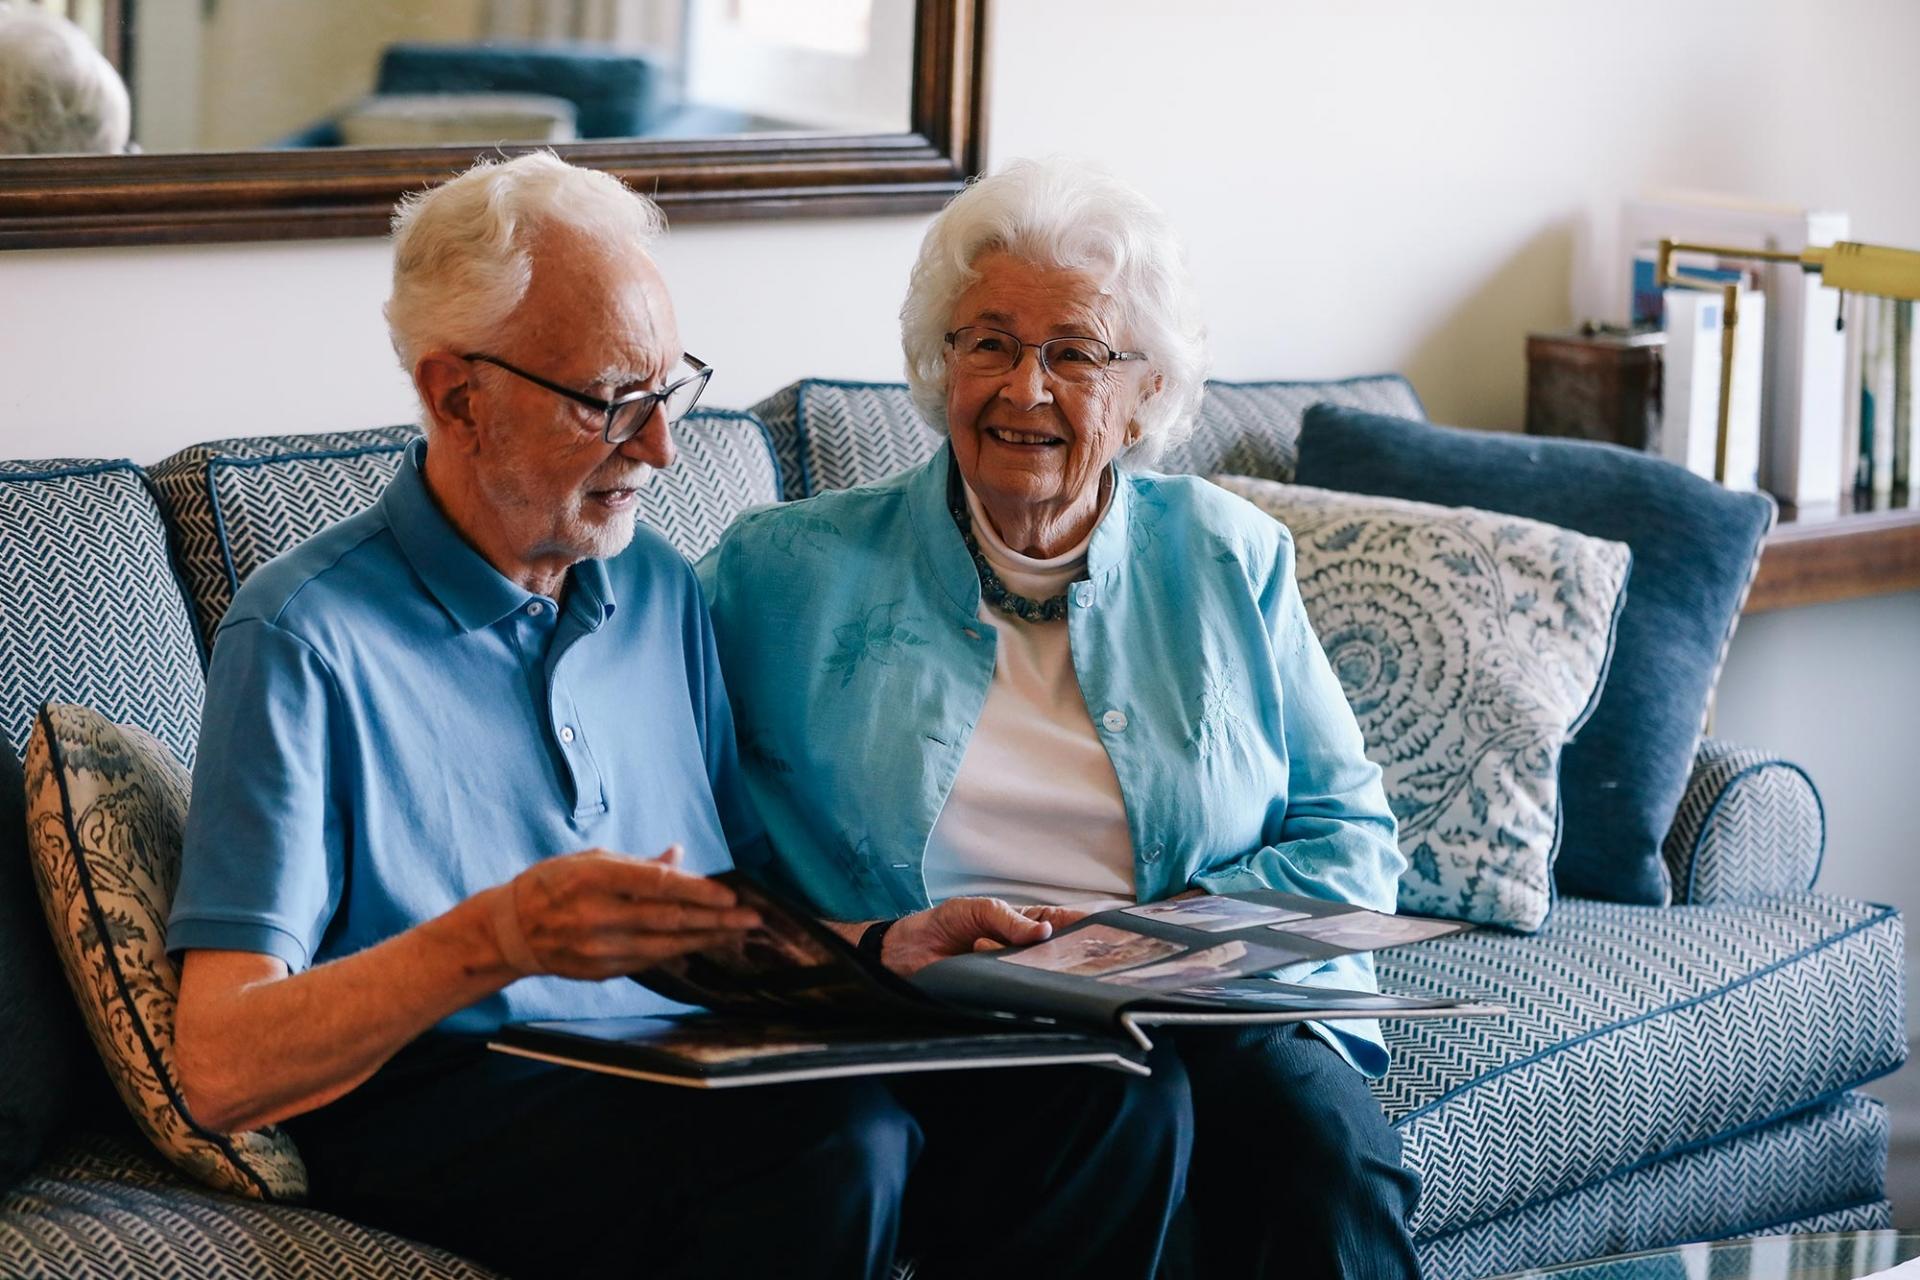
[921,479,1137,911]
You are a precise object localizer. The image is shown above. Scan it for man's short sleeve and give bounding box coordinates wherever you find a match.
[168,617,344,971]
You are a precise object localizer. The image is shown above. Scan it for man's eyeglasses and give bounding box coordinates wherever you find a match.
[943,326,1147,384]
[464,352,713,444]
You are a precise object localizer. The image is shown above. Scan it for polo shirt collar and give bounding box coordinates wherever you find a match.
[381,439,618,633]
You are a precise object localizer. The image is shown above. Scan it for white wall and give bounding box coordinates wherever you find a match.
[8,0,1920,458]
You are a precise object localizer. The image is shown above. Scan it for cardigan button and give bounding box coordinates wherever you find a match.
[1144,843,1163,863]
[1073,583,1094,608]
[1101,709,1128,732]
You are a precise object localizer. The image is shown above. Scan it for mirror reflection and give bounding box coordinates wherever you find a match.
[2,0,913,156]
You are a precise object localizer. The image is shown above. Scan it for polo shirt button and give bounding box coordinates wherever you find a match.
[525,602,544,617]
[1102,709,1128,732]
[559,725,576,744]
[1074,584,1094,608]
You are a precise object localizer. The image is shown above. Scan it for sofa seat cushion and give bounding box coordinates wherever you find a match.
[1374,892,1906,1238]
[1413,1091,1890,1280]
[148,416,782,646]
[0,461,205,766]
[751,374,1428,499]
[0,1130,500,1279]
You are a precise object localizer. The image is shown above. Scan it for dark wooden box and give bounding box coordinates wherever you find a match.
[1525,326,1664,449]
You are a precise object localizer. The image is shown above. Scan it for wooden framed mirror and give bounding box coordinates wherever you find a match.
[0,0,984,250]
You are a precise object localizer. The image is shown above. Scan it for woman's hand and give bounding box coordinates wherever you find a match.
[880,897,1059,976]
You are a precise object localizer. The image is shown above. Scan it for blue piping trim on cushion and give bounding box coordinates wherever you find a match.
[205,439,414,601]
[1415,1088,1892,1245]
[1711,1194,1889,1241]
[0,460,142,484]
[1681,758,1828,905]
[684,408,784,502]
[1394,903,1904,1128]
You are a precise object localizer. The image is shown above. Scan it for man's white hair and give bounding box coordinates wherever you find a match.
[385,151,666,375]
[900,157,1209,466]
[0,4,130,155]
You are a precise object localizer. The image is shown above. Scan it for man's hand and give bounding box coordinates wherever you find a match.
[489,845,762,981]
[969,904,1091,953]
[879,897,1065,976]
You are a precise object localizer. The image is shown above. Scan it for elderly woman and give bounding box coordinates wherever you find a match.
[699,159,1417,1280]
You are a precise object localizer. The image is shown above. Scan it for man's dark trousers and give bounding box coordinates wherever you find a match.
[288,1035,1191,1279]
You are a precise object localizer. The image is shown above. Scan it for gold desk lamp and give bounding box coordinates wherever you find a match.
[1654,238,1920,484]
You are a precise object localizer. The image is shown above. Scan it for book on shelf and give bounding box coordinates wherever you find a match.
[1843,294,1864,498]
[1870,298,1898,498]
[1657,284,1763,491]
[488,873,1504,1089]
[1897,301,1916,493]
[1620,195,1849,505]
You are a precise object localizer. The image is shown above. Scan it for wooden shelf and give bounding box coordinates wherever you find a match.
[1744,489,1920,613]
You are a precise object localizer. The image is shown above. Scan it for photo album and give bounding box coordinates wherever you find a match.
[487,873,1504,1089]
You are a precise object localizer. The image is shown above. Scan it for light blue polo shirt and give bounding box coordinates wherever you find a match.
[169,440,767,1034]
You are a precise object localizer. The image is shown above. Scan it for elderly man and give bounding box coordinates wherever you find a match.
[0,5,131,155]
[168,153,1188,1280]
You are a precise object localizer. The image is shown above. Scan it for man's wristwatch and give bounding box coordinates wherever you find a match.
[857,918,896,966]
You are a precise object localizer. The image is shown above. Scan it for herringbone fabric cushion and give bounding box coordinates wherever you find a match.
[0,1131,499,1278]
[632,409,783,560]
[1664,739,1824,905]
[0,462,205,766]
[24,704,307,1202]
[752,374,1428,498]
[752,381,941,498]
[1372,892,1905,1237]
[149,415,781,644]
[148,429,419,650]
[1412,1091,1890,1280]
[1161,375,1428,481]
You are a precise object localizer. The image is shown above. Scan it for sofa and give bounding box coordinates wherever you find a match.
[0,373,1905,1280]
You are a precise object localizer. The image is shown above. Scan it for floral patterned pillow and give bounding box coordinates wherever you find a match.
[23,701,307,1200]
[1215,477,1631,932]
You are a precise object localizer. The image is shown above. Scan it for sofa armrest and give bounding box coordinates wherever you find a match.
[1661,738,1825,905]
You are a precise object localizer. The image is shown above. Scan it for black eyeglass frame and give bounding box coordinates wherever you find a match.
[463,351,713,444]
[942,326,1148,379]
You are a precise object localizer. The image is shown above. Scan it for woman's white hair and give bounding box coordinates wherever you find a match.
[0,5,130,156]
[901,157,1209,466]
[385,151,666,375]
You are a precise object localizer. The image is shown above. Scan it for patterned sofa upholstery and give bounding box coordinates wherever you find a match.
[0,377,1903,1280]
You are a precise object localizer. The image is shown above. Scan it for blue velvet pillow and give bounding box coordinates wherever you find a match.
[1293,406,1775,905]
[0,744,88,1191]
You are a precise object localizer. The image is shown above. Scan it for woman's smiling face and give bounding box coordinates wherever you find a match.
[944,250,1156,552]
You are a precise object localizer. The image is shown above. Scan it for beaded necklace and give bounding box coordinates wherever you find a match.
[945,452,1103,624]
